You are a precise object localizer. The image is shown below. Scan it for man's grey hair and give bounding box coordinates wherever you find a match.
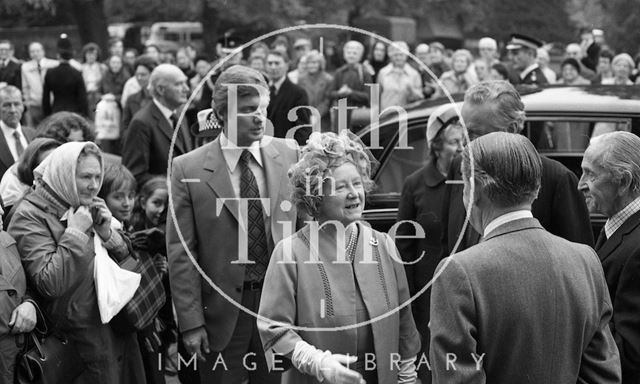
[0,85,22,104]
[593,132,640,194]
[462,131,542,207]
[464,80,526,133]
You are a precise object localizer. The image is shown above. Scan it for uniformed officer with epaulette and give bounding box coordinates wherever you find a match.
[506,33,549,87]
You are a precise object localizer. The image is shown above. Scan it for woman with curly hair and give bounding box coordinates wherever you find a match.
[258,131,420,384]
[37,111,95,143]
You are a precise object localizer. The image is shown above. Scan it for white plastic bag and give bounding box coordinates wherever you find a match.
[93,233,140,324]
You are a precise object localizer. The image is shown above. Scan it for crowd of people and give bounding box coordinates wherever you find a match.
[0,26,637,384]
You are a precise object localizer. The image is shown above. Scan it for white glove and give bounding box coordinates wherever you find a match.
[292,340,365,384]
[397,356,418,384]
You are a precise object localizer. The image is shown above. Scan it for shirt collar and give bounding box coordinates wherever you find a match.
[520,63,540,80]
[604,196,640,238]
[219,132,263,173]
[483,210,533,237]
[270,76,286,93]
[152,98,175,121]
[0,120,22,136]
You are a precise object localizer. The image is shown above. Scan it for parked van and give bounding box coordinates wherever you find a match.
[146,21,203,52]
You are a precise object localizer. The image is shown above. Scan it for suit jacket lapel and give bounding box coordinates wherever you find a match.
[151,102,186,154]
[203,139,242,229]
[597,211,640,262]
[0,134,14,170]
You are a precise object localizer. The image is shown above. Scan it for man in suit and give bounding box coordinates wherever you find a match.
[506,34,549,87]
[21,41,59,127]
[122,63,194,186]
[42,34,88,117]
[0,86,36,180]
[430,131,621,383]
[0,40,21,89]
[265,50,311,146]
[579,131,640,383]
[442,80,593,255]
[167,65,298,383]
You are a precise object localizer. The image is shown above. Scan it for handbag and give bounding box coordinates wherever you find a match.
[15,302,85,384]
[110,231,166,333]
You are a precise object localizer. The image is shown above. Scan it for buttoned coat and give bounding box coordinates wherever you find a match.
[167,136,298,351]
[258,222,421,384]
[122,101,194,186]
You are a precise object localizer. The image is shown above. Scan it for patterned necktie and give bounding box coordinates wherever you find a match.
[239,150,269,282]
[13,130,24,158]
[269,83,277,97]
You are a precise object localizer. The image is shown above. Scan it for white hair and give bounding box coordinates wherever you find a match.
[478,37,497,50]
[593,132,640,194]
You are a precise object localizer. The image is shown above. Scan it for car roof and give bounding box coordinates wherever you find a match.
[372,85,640,128]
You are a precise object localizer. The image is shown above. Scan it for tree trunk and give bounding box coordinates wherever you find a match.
[201,0,219,59]
[69,0,110,54]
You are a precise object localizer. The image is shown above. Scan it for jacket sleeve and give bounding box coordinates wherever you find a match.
[257,239,303,370]
[612,248,640,378]
[385,233,421,359]
[550,167,594,246]
[166,158,204,333]
[7,207,94,299]
[429,257,486,383]
[42,74,51,116]
[578,255,623,383]
[77,73,89,117]
[122,116,151,186]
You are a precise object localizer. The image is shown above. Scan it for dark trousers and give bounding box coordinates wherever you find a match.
[198,289,280,384]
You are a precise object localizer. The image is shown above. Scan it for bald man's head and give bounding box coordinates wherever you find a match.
[149,64,190,110]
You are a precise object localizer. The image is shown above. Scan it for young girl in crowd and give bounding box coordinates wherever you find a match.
[129,176,168,233]
[98,169,176,384]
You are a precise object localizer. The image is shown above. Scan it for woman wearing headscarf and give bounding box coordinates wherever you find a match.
[8,142,146,384]
[395,104,463,384]
[258,132,420,384]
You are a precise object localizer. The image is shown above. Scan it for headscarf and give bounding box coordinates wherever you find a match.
[34,141,104,208]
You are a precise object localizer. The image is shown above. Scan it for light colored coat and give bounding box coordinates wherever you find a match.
[167,136,299,351]
[258,221,420,384]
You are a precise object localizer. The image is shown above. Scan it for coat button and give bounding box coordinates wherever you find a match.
[236,287,242,293]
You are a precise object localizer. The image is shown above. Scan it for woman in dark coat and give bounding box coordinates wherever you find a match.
[395,104,463,384]
[8,141,146,384]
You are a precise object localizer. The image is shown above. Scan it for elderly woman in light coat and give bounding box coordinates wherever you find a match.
[8,142,145,384]
[258,132,420,384]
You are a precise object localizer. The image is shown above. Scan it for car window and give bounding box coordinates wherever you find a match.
[164,32,180,42]
[524,117,632,176]
[372,124,427,195]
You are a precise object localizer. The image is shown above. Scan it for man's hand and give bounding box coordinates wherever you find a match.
[320,354,365,384]
[9,301,37,334]
[91,197,113,241]
[182,326,210,362]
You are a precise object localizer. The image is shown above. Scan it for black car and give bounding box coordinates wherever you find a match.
[358,85,640,237]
